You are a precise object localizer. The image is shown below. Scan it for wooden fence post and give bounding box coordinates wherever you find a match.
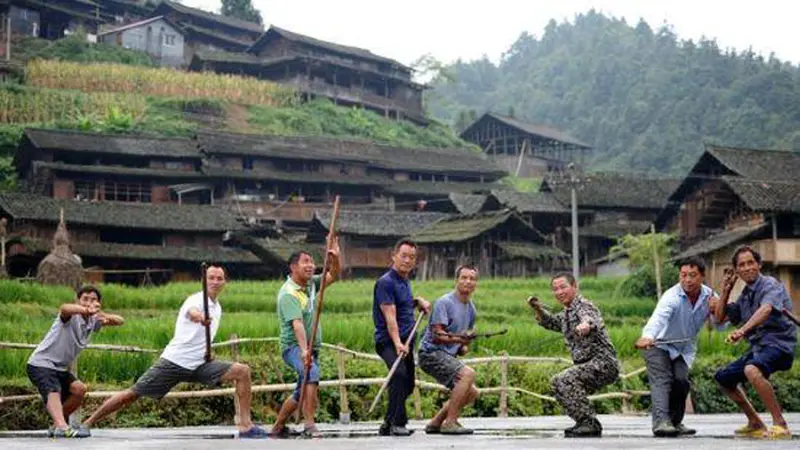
[230,333,240,426]
[499,352,509,418]
[335,344,350,424]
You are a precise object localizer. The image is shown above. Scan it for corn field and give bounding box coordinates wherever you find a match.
[0,88,147,124]
[26,60,297,106]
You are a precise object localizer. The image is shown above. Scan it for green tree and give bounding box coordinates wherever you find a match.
[429,11,800,174]
[610,232,679,299]
[220,0,263,25]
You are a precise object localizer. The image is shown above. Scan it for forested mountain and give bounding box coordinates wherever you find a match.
[428,10,800,174]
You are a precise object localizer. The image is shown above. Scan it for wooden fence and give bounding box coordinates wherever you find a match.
[0,336,650,422]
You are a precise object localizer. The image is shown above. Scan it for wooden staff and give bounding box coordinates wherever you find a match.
[368,312,426,415]
[295,196,340,422]
[783,308,800,327]
[201,262,212,363]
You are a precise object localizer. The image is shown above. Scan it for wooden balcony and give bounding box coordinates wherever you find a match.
[751,239,800,265]
[344,247,393,268]
[284,76,423,116]
[231,200,390,223]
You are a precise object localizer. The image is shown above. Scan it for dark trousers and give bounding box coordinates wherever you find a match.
[644,347,690,427]
[376,340,415,427]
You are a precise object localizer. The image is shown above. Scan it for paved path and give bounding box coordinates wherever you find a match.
[2,414,799,449]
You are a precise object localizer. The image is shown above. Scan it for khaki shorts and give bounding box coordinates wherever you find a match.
[419,350,465,389]
[132,358,232,399]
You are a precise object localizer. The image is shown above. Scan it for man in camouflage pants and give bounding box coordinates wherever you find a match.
[528,272,620,437]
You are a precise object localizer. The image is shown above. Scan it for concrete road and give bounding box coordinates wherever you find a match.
[2,414,798,449]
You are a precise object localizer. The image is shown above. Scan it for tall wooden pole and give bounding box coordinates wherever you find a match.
[295,195,340,422]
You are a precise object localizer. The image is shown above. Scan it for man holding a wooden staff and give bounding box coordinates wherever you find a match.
[527,272,620,438]
[270,236,341,438]
[418,264,480,435]
[81,264,269,438]
[635,256,721,437]
[373,239,431,437]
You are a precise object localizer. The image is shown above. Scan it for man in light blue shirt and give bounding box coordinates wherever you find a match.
[636,256,720,437]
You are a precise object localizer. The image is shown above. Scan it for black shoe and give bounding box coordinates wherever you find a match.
[378,422,391,436]
[674,423,696,436]
[653,420,679,437]
[565,418,602,438]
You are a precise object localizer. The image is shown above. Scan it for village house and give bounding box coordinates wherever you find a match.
[539,171,680,272]
[409,209,569,279]
[10,127,508,281]
[189,25,428,124]
[655,144,800,312]
[459,112,593,177]
[0,192,262,284]
[152,0,263,63]
[94,0,153,25]
[98,15,185,67]
[307,209,449,278]
[0,0,104,41]
[194,130,506,228]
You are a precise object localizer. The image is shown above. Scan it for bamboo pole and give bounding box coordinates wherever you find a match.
[335,344,350,424]
[296,195,340,422]
[413,381,423,420]
[651,224,662,299]
[499,352,509,417]
[230,333,240,426]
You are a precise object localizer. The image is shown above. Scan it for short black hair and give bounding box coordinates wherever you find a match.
[455,263,479,279]
[288,251,312,267]
[677,256,706,276]
[205,263,227,279]
[76,285,102,302]
[393,238,418,253]
[731,245,762,266]
[551,272,576,286]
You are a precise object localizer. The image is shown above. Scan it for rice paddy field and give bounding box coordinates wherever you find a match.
[1,277,799,428]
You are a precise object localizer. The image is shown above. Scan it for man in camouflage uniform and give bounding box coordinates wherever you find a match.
[528,272,620,437]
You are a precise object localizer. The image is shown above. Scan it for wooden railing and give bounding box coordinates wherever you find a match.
[0,337,649,422]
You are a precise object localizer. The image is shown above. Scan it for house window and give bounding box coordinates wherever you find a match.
[105,180,151,203]
[74,180,95,201]
[164,34,176,46]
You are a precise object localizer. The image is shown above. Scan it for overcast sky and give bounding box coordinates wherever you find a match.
[185,0,798,68]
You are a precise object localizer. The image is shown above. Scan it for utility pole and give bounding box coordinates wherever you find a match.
[568,163,580,283]
[5,13,10,62]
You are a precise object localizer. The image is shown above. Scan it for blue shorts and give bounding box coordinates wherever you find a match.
[282,346,320,401]
[714,347,794,389]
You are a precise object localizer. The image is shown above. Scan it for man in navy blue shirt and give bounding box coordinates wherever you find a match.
[373,239,431,437]
[714,245,796,440]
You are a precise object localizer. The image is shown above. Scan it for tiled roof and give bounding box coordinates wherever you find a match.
[249,26,409,70]
[542,172,681,210]
[411,209,544,244]
[673,223,770,260]
[490,190,569,213]
[313,210,449,237]
[23,128,200,159]
[0,193,242,232]
[461,113,591,148]
[155,0,263,33]
[17,237,259,263]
